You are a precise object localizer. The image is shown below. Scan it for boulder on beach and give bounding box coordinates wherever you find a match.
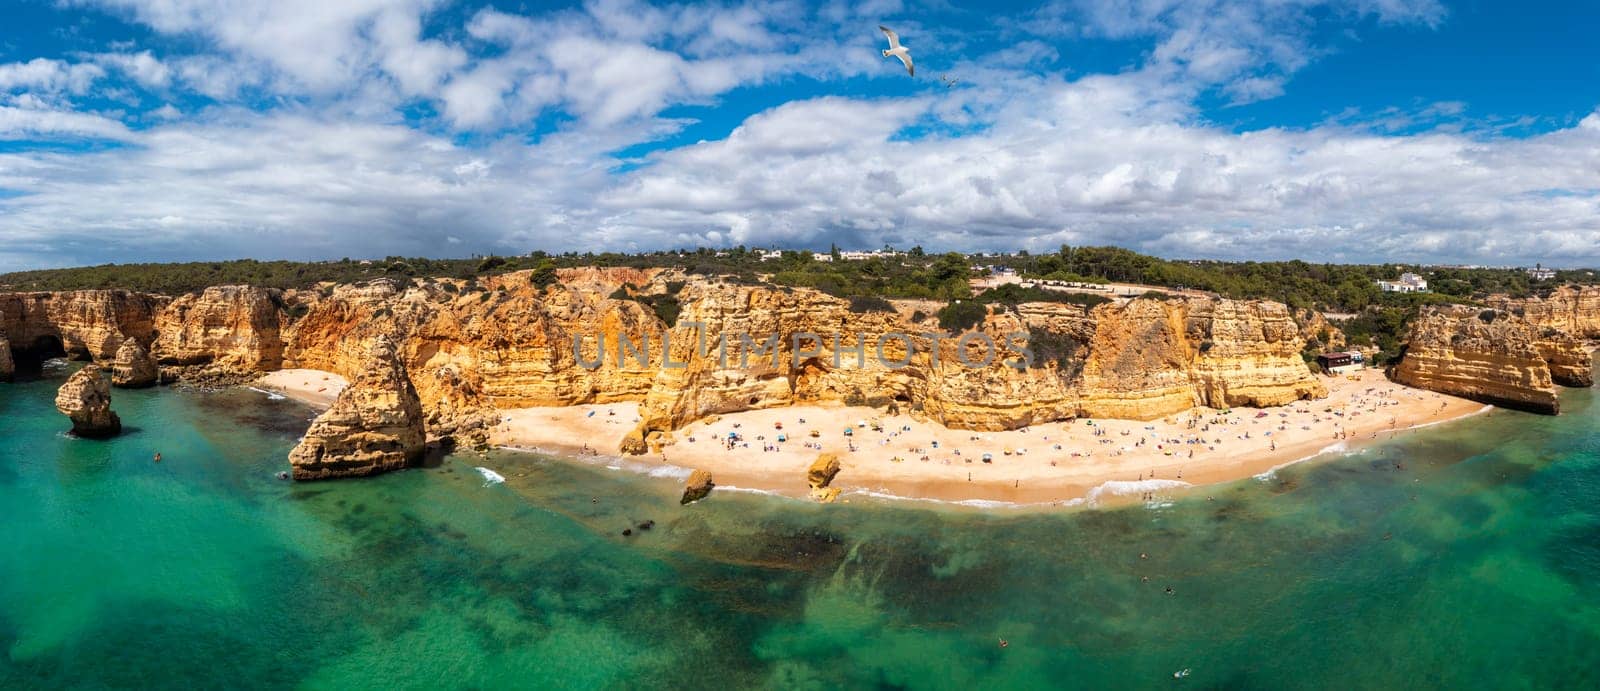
[55,367,121,438]
[681,469,715,505]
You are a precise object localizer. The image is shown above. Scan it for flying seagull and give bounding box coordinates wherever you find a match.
[879,25,913,76]
[938,73,960,88]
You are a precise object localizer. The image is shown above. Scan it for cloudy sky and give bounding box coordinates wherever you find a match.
[1,0,1597,272]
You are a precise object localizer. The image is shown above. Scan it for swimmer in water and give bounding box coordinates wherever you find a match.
[153,452,162,463]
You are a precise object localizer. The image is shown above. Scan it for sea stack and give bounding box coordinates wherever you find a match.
[807,452,842,503]
[0,335,13,382]
[681,469,715,505]
[111,338,159,388]
[55,367,121,438]
[288,338,425,481]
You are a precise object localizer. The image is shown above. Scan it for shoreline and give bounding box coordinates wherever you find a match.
[483,368,1490,508]
[251,367,1494,509]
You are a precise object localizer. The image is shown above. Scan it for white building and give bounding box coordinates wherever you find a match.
[1526,266,1556,280]
[1376,272,1428,293]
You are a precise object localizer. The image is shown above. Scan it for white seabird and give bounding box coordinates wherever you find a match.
[879,25,913,76]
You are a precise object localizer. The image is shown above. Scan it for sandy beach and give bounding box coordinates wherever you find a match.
[254,369,349,408]
[479,368,1490,506]
[252,366,1489,506]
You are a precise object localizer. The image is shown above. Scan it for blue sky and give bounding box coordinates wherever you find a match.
[0,0,1597,272]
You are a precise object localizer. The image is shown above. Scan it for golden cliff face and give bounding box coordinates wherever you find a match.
[55,366,121,438]
[1534,327,1595,388]
[2,270,1330,452]
[288,339,425,480]
[282,272,666,427]
[1490,286,1600,340]
[0,290,165,361]
[153,286,287,372]
[1391,306,1560,414]
[0,335,12,381]
[620,284,1328,452]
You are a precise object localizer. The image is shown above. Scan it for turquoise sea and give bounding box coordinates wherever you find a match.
[2,361,1598,689]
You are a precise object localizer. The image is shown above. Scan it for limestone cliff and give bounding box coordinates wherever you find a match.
[1489,286,1600,340]
[3,269,1331,454]
[55,367,121,437]
[622,285,1327,451]
[154,286,287,372]
[0,290,164,362]
[111,338,159,388]
[1391,306,1560,414]
[288,339,426,480]
[1534,327,1594,388]
[0,335,13,382]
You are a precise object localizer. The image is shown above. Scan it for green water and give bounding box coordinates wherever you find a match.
[2,363,1598,690]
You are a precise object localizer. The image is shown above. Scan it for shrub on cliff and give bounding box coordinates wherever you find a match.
[529,261,559,290]
[937,301,987,332]
[848,296,895,313]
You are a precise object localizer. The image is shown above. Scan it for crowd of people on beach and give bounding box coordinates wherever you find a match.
[501,370,1469,504]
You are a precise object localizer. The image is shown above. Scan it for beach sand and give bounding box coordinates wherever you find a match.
[486,368,1490,506]
[254,369,349,408]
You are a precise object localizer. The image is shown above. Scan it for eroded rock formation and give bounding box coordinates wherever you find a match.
[154,286,287,373]
[3,269,1338,459]
[807,452,842,503]
[1489,286,1600,340]
[1391,306,1561,414]
[55,367,121,437]
[0,290,164,362]
[111,338,159,388]
[622,283,1327,451]
[681,469,715,505]
[0,335,13,382]
[288,339,426,480]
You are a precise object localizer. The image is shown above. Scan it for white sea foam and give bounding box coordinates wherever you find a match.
[1255,440,1353,481]
[494,445,695,480]
[714,485,796,499]
[1084,478,1191,505]
[842,488,1078,510]
[247,386,287,401]
[474,467,505,485]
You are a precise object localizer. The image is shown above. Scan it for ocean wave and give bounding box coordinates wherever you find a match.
[842,488,1080,510]
[1402,404,1494,431]
[1254,440,1354,481]
[475,467,505,485]
[1085,478,1191,505]
[713,485,797,499]
[493,445,694,480]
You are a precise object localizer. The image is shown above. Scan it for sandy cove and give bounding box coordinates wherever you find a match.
[255,369,349,408]
[254,368,1488,507]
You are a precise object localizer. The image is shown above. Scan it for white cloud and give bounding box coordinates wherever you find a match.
[0,0,1596,273]
[0,58,105,94]
[0,104,131,139]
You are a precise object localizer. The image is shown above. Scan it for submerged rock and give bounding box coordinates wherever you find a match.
[55,367,121,438]
[681,469,715,505]
[288,338,425,481]
[111,338,159,388]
